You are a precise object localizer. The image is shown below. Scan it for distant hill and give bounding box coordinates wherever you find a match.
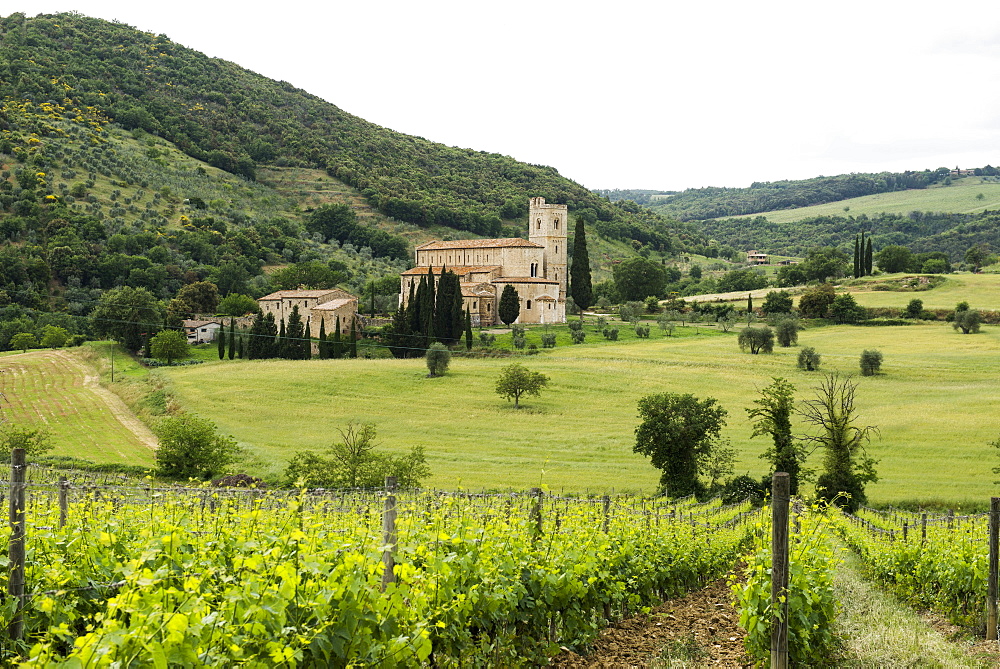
[0,12,693,251]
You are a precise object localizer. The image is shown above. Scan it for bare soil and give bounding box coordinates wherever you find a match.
[549,576,750,668]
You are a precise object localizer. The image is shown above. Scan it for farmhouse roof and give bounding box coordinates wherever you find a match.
[416,238,543,250]
[182,319,221,328]
[259,289,346,301]
[310,298,356,311]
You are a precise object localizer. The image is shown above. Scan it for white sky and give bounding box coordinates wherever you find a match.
[14,0,1000,191]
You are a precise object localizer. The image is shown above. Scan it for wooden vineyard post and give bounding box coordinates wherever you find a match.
[922,513,927,542]
[380,476,398,592]
[58,476,68,528]
[8,448,27,642]
[988,497,1000,641]
[902,521,908,542]
[602,495,610,534]
[771,472,790,669]
[529,487,543,540]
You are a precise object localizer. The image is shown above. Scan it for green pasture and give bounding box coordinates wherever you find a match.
[845,272,1000,311]
[0,349,155,466]
[161,320,1000,506]
[728,176,1000,223]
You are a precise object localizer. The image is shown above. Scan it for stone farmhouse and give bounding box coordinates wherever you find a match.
[400,197,567,325]
[257,288,358,337]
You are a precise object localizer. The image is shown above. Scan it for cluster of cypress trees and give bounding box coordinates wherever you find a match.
[853,232,873,278]
[239,305,358,361]
[389,267,469,358]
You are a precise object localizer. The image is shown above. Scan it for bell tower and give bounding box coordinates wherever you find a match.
[527,196,568,300]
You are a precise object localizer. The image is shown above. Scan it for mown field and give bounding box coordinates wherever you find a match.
[726,176,1000,223]
[846,272,1000,311]
[160,317,1000,506]
[0,350,155,466]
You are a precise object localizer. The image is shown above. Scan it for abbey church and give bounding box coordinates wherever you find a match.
[400,197,568,326]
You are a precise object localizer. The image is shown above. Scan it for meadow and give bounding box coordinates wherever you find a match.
[726,176,1000,224]
[159,317,1000,507]
[845,272,1000,311]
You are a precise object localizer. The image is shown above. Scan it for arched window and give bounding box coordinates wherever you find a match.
[536,218,542,229]
[554,217,560,229]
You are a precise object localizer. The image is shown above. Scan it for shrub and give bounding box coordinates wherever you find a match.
[527,344,539,355]
[425,342,451,377]
[635,325,650,338]
[603,327,619,341]
[905,298,923,319]
[155,414,240,480]
[737,326,774,354]
[798,284,836,318]
[540,333,556,348]
[952,309,982,334]
[571,330,586,344]
[797,347,821,371]
[859,349,883,376]
[512,335,526,349]
[478,332,496,347]
[567,320,583,332]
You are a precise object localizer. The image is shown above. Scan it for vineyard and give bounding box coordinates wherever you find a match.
[4,458,1000,666]
[0,462,759,667]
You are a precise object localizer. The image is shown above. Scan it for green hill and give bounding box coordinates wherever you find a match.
[0,11,707,349]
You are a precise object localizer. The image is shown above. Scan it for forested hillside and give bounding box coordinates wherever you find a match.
[648,170,959,221]
[0,12,694,251]
[699,209,1000,260]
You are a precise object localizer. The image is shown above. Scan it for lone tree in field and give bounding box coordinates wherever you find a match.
[797,346,821,371]
[425,342,451,377]
[148,330,190,365]
[859,349,883,376]
[495,363,548,409]
[799,374,878,511]
[738,326,774,354]
[8,332,36,352]
[570,217,593,321]
[633,392,727,498]
[498,284,520,327]
[747,377,805,495]
[775,318,798,347]
[761,290,793,315]
[952,304,982,334]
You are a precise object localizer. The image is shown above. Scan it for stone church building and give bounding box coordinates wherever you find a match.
[400,197,567,325]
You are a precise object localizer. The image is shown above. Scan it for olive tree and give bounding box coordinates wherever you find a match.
[775,318,798,347]
[425,342,451,377]
[797,347,821,371]
[738,326,774,354]
[859,349,883,376]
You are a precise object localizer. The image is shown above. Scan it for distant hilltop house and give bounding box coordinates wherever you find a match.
[258,288,359,337]
[182,319,222,345]
[400,197,567,326]
[747,250,769,265]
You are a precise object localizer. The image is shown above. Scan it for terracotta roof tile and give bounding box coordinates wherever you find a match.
[416,238,543,250]
[311,298,356,311]
[400,265,501,276]
[259,289,350,300]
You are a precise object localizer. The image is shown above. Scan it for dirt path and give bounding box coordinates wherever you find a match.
[681,288,782,304]
[54,350,158,452]
[549,576,750,667]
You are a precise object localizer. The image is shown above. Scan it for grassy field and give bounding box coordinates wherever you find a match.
[727,176,1000,224]
[158,318,1000,506]
[0,349,156,466]
[844,272,1000,311]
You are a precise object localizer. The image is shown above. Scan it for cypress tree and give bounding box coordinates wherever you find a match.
[227,318,236,360]
[318,318,328,359]
[570,217,593,320]
[451,272,464,347]
[238,336,245,359]
[390,304,410,358]
[423,267,436,349]
[410,277,424,343]
[370,282,376,317]
[277,318,287,358]
[304,317,312,359]
[246,314,262,359]
[217,324,226,360]
[262,313,278,358]
[865,238,873,276]
[434,266,452,343]
[332,316,342,359]
[853,234,860,279]
[285,306,305,360]
[499,284,520,326]
[747,293,753,313]
[464,309,473,351]
[349,317,357,358]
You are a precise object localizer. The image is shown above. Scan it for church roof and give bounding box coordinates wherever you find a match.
[400,265,501,276]
[495,276,560,284]
[416,238,543,250]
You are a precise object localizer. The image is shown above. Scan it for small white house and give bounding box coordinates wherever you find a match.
[182,320,223,345]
